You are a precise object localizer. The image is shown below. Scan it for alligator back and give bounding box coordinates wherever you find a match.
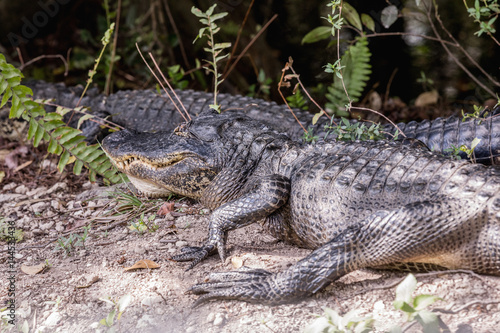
[20,81,500,164]
[269,139,500,252]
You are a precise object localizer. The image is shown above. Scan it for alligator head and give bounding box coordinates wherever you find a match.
[101,109,279,198]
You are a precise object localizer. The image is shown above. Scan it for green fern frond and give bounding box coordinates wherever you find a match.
[0,53,122,183]
[326,37,372,116]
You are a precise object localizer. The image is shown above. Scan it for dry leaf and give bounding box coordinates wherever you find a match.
[124,259,160,271]
[4,146,28,170]
[0,149,10,162]
[76,275,100,288]
[231,256,244,269]
[415,90,439,107]
[14,160,33,172]
[157,202,175,216]
[21,262,47,275]
[0,171,4,183]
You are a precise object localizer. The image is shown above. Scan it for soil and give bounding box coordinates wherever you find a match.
[1,145,500,333]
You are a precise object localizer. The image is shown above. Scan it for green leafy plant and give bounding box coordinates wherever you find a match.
[304,274,450,333]
[304,307,373,333]
[416,71,435,91]
[325,117,385,141]
[166,64,189,90]
[248,69,273,99]
[79,23,115,105]
[391,274,447,333]
[99,294,132,333]
[444,138,481,161]
[0,31,122,184]
[129,212,158,234]
[465,0,499,38]
[461,105,490,124]
[54,226,91,256]
[302,127,320,143]
[192,4,231,112]
[325,37,372,116]
[286,87,309,110]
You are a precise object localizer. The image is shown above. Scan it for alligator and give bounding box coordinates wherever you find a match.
[102,108,500,305]
[6,80,499,164]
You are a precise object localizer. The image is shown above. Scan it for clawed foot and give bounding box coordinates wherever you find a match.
[170,244,218,270]
[186,266,305,307]
[170,230,228,270]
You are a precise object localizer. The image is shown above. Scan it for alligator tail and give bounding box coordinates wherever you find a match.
[386,108,500,165]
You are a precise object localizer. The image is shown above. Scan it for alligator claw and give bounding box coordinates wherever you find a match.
[170,244,216,270]
[186,266,305,307]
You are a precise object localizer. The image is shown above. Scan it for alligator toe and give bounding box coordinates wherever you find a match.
[170,244,217,270]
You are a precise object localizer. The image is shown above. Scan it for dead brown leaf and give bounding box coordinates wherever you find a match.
[157,202,175,216]
[21,262,47,275]
[14,160,33,172]
[124,259,160,271]
[415,90,439,107]
[76,275,100,288]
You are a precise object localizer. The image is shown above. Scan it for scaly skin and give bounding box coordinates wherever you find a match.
[22,80,500,164]
[102,109,500,305]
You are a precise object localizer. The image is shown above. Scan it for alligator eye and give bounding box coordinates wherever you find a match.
[174,122,191,137]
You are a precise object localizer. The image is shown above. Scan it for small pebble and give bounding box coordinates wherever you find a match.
[15,185,28,194]
[176,240,188,247]
[3,183,17,191]
[213,313,225,326]
[45,312,62,327]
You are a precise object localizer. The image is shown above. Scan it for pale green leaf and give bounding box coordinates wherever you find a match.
[57,151,71,173]
[381,5,398,29]
[415,310,440,333]
[361,13,375,31]
[2,69,21,79]
[61,136,86,151]
[1,88,11,108]
[55,105,74,116]
[33,125,45,147]
[58,130,83,145]
[70,141,89,155]
[47,139,61,155]
[27,118,38,141]
[211,12,229,21]
[301,26,332,44]
[0,79,8,94]
[303,316,332,333]
[206,4,217,16]
[470,137,481,150]
[413,294,441,311]
[89,170,97,182]
[16,85,33,97]
[117,294,132,312]
[73,160,84,175]
[52,127,73,139]
[312,111,324,125]
[44,119,66,132]
[395,274,417,304]
[214,42,231,50]
[43,112,63,121]
[77,114,94,129]
[343,2,362,30]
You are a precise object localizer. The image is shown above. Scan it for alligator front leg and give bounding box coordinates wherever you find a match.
[188,199,490,305]
[171,174,290,269]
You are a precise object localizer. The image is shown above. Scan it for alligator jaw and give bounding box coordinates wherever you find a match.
[102,129,218,199]
[126,174,174,198]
